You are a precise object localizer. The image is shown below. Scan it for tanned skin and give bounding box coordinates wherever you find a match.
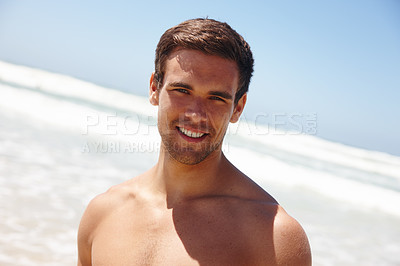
[77,49,311,266]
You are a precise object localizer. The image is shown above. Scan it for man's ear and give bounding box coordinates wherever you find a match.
[149,72,159,106]
[230,93,247,123]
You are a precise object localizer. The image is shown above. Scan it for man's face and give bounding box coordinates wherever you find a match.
[150,49,246,165]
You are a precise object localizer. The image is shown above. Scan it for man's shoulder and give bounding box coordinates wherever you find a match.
[77,177,143,265]
[78,177,143,234]
[218,193,311,265]
[229,173,311,265]
[271,206,312,266]
[85,177,141,217]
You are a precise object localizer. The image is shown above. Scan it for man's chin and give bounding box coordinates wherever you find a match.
[168,150,211,165]
[161,134,223,165]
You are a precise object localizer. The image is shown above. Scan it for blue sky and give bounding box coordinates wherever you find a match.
[0,0,399,156]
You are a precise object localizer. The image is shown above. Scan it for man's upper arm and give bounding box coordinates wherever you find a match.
[77,193,110,266]
[273,208,312,266]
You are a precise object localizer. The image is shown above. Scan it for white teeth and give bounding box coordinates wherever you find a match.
[179,127,205,138]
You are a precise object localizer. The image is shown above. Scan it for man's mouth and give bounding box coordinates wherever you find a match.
[177,127,207,139]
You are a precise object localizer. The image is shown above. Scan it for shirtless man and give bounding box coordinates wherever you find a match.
[77,18,311,265]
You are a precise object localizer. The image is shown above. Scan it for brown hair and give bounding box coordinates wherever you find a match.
[154,18,254,104]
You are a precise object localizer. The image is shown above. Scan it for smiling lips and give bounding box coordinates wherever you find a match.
[177,127,207,139]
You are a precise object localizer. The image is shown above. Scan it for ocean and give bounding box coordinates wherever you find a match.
[0,60,399,265]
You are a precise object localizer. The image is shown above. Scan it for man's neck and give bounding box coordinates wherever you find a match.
[150,146,231,208]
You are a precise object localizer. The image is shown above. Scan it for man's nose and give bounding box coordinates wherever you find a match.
[184,98,207,123]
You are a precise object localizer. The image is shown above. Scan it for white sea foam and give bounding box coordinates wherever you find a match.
[228,121,400,181]
[0,60,156,118]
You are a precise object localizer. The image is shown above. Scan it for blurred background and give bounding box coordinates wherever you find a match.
[0,0,399,265]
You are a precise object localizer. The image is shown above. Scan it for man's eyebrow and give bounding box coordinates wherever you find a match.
[167,82,233,100]
[167,82,193,90]
[209,91,233,100]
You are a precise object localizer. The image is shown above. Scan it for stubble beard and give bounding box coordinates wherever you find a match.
[159,118,225,165]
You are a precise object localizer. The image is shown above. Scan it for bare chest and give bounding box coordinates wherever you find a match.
[90,205,273,265]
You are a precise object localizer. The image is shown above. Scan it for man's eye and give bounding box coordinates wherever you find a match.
[210,96,226,102]
[175,88,189,94]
